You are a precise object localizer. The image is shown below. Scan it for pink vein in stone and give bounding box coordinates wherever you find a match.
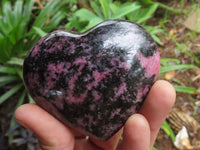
[48,63,63,77]
[31,38,45,57]
[110,108,121,119]
[135,51,160,79]
[46,62,67,89]
[114,82,127,97]
[67,90,87,103]
[47,42,64,53]
[47,46,56,53]
[119,62,131,70]
[80,43,92,53]
[87,69,111,90]
[93,70,105,83]
[31,45,41,57]
[47,79,55,89]
[110,58,131,70]
[66,57,91,103]
[68,71,80,90]
[92,91,101,101]
[68,57,86,90]
[74,56,87,65]
[136,85,149,102]
[68,42,76,54]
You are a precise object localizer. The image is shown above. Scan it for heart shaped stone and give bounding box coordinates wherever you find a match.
[23,20,160,141]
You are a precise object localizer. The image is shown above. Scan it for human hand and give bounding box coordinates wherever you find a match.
[15,80,176,150]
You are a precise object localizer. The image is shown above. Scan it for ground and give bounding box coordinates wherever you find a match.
[153,1,200,149]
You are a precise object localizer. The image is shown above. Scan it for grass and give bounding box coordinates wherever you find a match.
[0,0,69,108]
[66,0,164,45]
[161,120,176,142]
[157,2,200,148]
[0,0,72,146]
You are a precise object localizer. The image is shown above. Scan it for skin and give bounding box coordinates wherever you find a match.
[15,80,176,150]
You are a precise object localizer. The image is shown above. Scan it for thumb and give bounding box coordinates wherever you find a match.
[15,104,75,150]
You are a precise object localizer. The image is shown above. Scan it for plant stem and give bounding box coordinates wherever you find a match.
[155,2,182,14]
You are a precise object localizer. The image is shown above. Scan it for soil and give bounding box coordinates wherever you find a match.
[153,1,200,149]
[0,0,200,150]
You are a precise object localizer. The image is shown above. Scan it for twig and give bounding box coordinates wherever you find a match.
[192,74,200,81]
[155,2,182,14]
[34,0,44,9]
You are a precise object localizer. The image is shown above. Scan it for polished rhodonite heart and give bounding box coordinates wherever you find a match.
[23,20,160,141]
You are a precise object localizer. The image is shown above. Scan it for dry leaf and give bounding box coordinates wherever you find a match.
[34,0,44,9]
[174,126,192,149]
[165,70,175,80]
[183,9,200,32]
[174,127,200,150]
[167,110,199,137]
[169,29,177,37]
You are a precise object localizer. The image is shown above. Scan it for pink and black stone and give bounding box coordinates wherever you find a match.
[23,20,160,141]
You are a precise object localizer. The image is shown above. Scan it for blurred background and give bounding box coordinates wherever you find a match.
[0,0,199,149]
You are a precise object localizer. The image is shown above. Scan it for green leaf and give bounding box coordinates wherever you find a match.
[32,0,66,28]
[160,58,180,66]
[152,147,158,150]
[145,3,159,17]
[152,34,163,45]
[16,68,23,80]
[28,94,35,104]
[9,89,27,145]
[0,38,12,62]
[65,17,84,31]
[99,0,109,19]
[159,64,198,74]
[0,17,10,35]
[2,0,14,30]
[0,0,34,63]
[10,89,26,127]
[32,26,48,38]
[0,66,17,74]
[47,10,66,28]
[144,26,163,45]
[0,76,19,86]
[74,8,103,32]
[13,0,23,25]
[133,3,158,24]
[23,0,34,18]
[145,26,164,35]
[82,18,103,32]
[161,120,176,142]
[0,83,23,104]
[140,0,154,5]
[75,8,102,21]
[6,57,24,66]
[110,2,141,19]
[173,85,198,94]
[109,2,118,14]
[90,1,103,18]
[155,2,182,14]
